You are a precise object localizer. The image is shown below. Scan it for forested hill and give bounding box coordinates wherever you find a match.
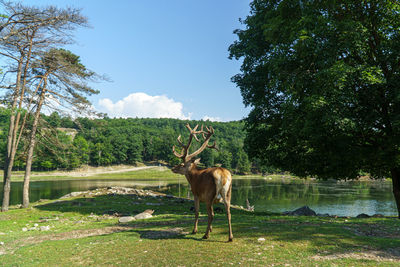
[0,110,255,173]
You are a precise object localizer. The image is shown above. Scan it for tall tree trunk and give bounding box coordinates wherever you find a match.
[2,114,14,211]
[391,168,400,219]
[22,82,47,208]
[9,77,44,208]
[2,146,19,211]
[2,58,24,212]
[2,160,11,212]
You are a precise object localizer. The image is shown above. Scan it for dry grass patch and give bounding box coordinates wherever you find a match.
[311,248,400,262]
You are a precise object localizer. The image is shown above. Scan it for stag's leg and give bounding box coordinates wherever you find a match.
[210,197,221,232]
[192,196,200,234]
[202,203,214,239]
[223,184,233,242]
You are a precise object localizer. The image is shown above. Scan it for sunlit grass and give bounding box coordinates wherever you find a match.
[6,165,301,183]
[0,189,399,266]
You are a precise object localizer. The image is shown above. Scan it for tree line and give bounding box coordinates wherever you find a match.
[0,110,257,174]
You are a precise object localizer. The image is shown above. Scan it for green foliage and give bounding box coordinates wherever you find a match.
[2,111,254,172]
[47,112,61,128]
[216,150,233,169]
[0,107,269,173]
[40,160,53,170]
[236,150,251,174]
[229,0,400,179]
[73,136,89,164]
[70,117,250,172]
[199,148,216,168]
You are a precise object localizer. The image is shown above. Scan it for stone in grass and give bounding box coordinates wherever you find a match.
[40,226,50,231]
[60,191,84,199]
[258,237,266,242]
[118,216,136,223]
[133,209,154,220]
[285,206,317,216]
[119,210,155,223]
[118,210,154,223]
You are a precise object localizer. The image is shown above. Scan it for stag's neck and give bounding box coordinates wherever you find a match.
[184,164,201,185]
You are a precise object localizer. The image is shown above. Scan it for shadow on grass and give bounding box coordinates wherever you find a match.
[35,193,193,216]
[34,193,400,260]
[129,229,228,244]
[34,193,233,219]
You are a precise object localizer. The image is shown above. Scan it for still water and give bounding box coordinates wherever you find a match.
[0,177,396,217]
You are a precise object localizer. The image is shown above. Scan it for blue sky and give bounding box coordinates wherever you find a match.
[19,0,251,121]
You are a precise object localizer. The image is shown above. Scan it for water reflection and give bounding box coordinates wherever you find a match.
[0,178,396,217]
[0,179,169,206]
[148,178,396,217]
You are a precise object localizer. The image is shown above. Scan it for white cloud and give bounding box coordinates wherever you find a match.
[202,116,222,122]
[98,92,191,120]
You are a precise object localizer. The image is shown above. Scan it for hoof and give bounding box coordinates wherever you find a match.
[202,235,209,239]
[228,237,233,242]
[191,230,197,235]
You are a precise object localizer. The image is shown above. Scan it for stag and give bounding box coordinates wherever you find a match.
[172,124,233,242]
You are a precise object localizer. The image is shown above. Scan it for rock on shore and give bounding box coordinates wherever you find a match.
[60,187,166,199]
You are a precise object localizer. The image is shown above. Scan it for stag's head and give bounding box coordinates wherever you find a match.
[171,158,201,174]
[172,124,218,174]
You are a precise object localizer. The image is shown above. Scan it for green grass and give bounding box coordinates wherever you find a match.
[0,167,398,265]
[0,188,399,266]
[8,166,301,183]
[93,167,183,180]
[6,166,183,182]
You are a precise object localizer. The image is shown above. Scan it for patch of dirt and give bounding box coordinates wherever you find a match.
[15,165,158,178]
[3,222,196,255]
[0,215,11,221]
[311,248,400,262]
[47,165,157,177]
[21,226,134,245]
[3,226,135,255]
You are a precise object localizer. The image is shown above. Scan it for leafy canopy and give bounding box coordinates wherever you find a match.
[229,0,400,179]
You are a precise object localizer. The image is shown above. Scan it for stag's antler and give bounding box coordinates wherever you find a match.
[172,124,218,161]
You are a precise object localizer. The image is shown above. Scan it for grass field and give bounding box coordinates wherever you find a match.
[0,166,399,266]
[0,185,399,266]
[3,166,183,182]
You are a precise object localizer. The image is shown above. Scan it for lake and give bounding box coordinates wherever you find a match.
[0,177,396,217]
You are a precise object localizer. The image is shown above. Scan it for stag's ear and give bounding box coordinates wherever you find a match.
[193,158,201,164]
